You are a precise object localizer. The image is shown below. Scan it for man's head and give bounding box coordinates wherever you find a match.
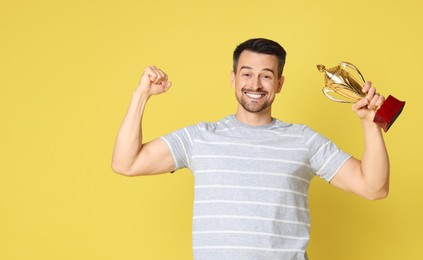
[230,39,287,119]
[233,38,287,78]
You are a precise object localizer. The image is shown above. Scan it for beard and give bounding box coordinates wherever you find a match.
[236,92,273,113]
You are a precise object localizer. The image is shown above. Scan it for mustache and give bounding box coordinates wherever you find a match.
[242,88,268,94]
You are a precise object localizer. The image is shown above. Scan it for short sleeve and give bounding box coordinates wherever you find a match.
[160,126,195,171]
[302,126,351,182]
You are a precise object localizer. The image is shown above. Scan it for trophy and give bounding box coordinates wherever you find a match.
[317,62,405,132]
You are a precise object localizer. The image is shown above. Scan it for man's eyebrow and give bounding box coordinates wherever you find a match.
[239,66,253,71]
[263,68,275,75]
[239,66,275,75]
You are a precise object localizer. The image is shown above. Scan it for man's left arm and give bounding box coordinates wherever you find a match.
[330,81,390,200]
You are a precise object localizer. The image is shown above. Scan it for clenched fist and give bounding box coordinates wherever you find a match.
[352,81,385,123]
[136,66,172,98]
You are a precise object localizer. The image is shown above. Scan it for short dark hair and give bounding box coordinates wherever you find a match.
[233,38,287,78]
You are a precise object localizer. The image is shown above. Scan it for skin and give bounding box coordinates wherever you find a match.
[112,51,389,200]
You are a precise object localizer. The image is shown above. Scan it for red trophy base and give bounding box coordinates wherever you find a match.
[374,95,405,132]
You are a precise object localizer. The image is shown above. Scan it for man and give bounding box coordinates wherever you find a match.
[112,38,389,260]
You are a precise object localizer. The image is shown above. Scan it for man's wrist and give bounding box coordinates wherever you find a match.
[361,118,382,133]
[132,89,150,103]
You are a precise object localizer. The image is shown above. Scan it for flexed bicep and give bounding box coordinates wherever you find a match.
[124,138,175,176]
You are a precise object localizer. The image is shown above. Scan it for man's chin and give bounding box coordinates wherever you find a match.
[240,103,270,113]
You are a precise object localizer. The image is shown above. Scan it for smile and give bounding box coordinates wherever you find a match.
[244,92,266,99]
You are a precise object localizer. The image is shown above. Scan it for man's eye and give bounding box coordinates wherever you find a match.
[242,73,250,77]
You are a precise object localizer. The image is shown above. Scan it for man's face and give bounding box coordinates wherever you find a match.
[231,50,284,114]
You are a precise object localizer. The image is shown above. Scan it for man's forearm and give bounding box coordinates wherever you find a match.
[112,90,149,174]
[360,120,390,198]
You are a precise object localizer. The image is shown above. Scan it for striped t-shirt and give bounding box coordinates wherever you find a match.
[161,115,350,260]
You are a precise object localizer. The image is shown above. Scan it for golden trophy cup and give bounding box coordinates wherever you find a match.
[317,62,405,132]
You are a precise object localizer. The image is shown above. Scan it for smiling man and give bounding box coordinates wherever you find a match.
[112,38,389,260]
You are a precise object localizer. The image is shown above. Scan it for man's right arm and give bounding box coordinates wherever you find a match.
[111,66,175,176]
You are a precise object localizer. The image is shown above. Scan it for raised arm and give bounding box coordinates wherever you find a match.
[111,66,175,176]
[330,81,390,200]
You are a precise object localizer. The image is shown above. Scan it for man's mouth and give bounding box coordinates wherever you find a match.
[244,91,266,100]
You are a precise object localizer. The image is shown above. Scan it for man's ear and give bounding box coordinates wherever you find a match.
[277,76,285,93]
[230,71,236,88]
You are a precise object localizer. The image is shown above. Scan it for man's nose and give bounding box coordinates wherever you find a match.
[250,77,262,89]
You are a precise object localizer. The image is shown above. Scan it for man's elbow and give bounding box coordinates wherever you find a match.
[111,163,139,177]
[111,160,158,176]
[364,187,389,200]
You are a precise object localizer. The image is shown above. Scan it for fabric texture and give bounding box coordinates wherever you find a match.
[160,115,351,260]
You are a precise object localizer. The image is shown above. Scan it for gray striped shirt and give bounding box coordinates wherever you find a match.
[161,115,351,260]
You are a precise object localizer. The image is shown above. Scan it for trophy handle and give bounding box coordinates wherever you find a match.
[322,87,354,103]
[341,62,366,85]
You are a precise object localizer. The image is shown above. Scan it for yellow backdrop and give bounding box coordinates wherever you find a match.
[1,0,421,259]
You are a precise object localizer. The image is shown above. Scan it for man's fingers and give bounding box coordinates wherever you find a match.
[354,94,385,112]
[368,93,380,109]
[362,81,372,93]
[164,80,172,91]
[352,97,369,112]
[376,94,385,107]
[151,66,166,83]
[369,93,385,110]
[146,66,168,84]
[365,86,376,100]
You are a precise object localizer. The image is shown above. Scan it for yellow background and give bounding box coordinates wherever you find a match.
[1,0,421,259]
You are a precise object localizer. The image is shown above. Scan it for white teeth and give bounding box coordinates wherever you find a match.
[245,93,263,99]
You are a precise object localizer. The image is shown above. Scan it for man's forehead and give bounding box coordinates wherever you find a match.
[237,51,278,72]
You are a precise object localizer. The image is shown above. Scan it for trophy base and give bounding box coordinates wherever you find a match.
[374,95,405,132]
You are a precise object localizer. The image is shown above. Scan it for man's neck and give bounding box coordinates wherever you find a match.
[235,108,273,126]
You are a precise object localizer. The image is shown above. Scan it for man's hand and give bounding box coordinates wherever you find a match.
[352,81,385,124]
[136,66,172,98]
